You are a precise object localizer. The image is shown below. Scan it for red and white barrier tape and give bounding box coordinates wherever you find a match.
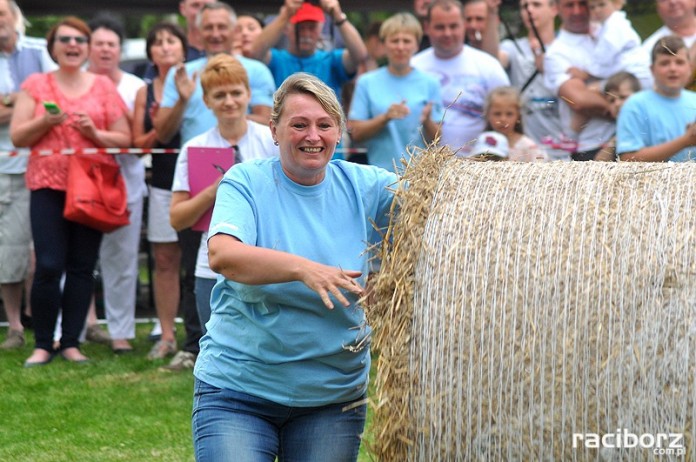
[540,136,578,153]
[0,147,180,158]
[0,147,367,158]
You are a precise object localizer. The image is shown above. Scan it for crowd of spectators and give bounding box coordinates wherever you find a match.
[4,0,696,459]
[2,0,696,370]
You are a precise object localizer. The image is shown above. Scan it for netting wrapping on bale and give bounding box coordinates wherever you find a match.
[369,149,696,461]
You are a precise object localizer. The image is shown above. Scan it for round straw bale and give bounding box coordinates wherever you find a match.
[369,154,696,461]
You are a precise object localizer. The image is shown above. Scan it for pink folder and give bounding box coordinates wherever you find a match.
[187,146,236,232]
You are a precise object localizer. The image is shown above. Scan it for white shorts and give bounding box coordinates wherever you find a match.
[147,186,178,243]
[0,173,32,283]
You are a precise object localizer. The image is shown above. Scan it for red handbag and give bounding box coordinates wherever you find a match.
[63,154,130,233]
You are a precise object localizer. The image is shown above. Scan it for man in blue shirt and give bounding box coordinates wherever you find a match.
[249,0,367,99]
[155,2,275,145]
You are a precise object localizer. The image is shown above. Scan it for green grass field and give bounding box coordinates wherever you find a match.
[0,324,375,462]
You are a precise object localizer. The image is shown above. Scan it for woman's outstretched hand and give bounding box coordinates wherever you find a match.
[300,261,364,310]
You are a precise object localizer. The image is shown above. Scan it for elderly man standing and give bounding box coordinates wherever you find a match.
[543,0,612,161]
[0,0,54,349]
[412,0,509,153]
[250,0,367,99]
[643,0,696,52]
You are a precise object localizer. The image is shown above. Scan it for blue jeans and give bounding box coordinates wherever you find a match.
[194,277,216,335]
[192,378,366,462]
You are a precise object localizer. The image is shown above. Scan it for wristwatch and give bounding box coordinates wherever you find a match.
[2,93,12,107]
[334,12,348,26]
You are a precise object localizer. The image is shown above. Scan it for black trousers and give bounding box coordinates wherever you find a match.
[30,189,102,351]
[177,228,202,355]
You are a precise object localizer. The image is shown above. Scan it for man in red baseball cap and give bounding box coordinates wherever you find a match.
[249,0,367,99]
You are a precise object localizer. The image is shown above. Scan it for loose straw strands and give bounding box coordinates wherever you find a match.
[369,144,454,459]
[369,158,696,461]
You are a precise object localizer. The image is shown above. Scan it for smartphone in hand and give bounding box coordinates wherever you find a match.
[43,101,61,114]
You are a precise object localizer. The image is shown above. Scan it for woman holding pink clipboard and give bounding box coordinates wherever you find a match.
[169,54,277,338]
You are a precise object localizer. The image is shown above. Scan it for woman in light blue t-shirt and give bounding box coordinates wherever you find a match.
[192,73,397,461]
[348,12,442,172]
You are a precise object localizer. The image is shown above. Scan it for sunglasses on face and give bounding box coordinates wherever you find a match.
[56,35,88,45]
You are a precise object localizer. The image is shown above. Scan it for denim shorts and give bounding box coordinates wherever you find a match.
[192,378,367,462]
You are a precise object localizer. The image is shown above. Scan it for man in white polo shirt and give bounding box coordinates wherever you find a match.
[543,0,613,160]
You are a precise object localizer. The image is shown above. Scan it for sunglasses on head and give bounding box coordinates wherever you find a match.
[56,35,88,45]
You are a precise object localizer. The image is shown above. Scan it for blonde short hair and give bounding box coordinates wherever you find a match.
[379,12,423,43]
[270,73,346,134]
